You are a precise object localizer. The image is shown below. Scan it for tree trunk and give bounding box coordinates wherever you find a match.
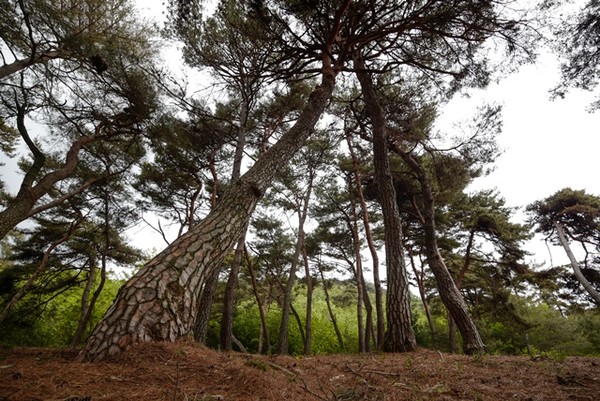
[555,222,600,305]
[390,141,485,355]
[319,267,345,351]
[78,68,337,362]
[193,267,219,344]
[278,217,304,354]
[448,229,475,352]
[408,249,436,342]
[220,233,246,351]
[348,185,366,352]
[220,96,251,351]
[302,217,314,356]
[245,249,270,354]
[346,133,385,349]
[193,154,222,344]
[353,53,416,353]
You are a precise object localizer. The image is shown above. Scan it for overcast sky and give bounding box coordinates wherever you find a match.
[437,48,600,266]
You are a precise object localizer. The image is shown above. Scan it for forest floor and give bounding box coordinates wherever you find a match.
[0,341,598,401]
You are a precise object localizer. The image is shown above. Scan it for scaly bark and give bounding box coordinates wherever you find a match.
[353,52,417,353]
[78,67,337,362]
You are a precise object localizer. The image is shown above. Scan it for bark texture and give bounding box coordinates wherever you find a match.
[78,69,337,362]
[353,53,417,352]
[391,141,485,355]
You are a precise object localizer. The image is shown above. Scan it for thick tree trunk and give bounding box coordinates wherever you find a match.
[391,141,485,355]
[353,53,417,353]
[78,69,337,362]
[555,222,600,305]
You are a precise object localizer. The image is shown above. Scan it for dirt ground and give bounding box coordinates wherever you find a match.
[0,341,598,401]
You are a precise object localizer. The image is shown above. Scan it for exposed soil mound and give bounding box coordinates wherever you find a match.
[1,342,598,400]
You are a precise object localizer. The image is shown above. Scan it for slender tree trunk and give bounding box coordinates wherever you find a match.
[555,222,600,305]
[390,141,485,355]
[220,233,246,351]
[291,303,306,347]
[348,184,366,352]
[319,267,345,351]
[448,229,475,352]
[302,232,313,355]
[346,133,384,349]
[360,270,374,352]
[408,250,436,341]
[72,189,112,346]
[220,97,251,351]
[193,154,221,344]
[353,53,416,353]
[245,249,270,354]
[71,255,96,346]
[278,213,306,354]
[78,68,337,362]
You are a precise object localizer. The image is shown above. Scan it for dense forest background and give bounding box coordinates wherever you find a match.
[1,0,599,360]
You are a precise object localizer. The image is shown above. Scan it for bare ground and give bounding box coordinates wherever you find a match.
[0,341,598,401]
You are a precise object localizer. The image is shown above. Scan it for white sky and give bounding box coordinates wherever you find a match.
[437,50,600,267]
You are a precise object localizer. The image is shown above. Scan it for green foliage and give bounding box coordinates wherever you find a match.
[1,276,123,347]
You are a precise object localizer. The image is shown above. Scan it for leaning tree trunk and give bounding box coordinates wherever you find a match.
[555,222,600,305]
[78,68,337,362]
[391,141,486,355]
[354,53,417,353]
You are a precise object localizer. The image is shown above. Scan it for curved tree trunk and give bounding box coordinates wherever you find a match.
[390,140,485,355]
[78,68,337,362]
[353,53,417,353]
[555,222,600,305]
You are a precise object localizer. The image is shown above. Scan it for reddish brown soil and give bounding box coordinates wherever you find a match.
[0,341,598,401]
